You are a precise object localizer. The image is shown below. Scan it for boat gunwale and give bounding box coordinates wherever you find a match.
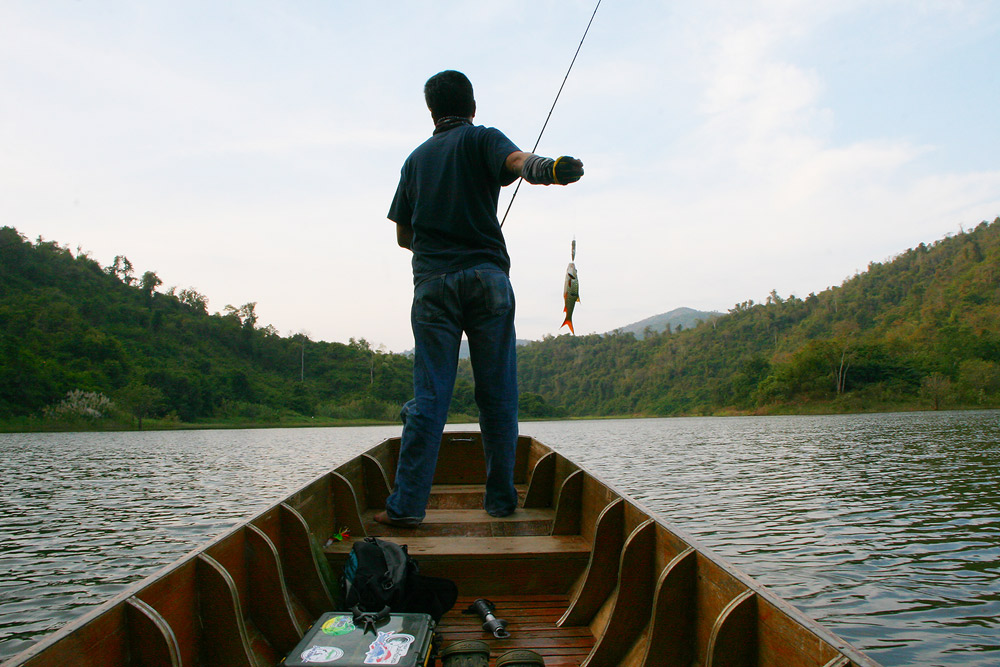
[548,433,882,667]
[1,437,380,666]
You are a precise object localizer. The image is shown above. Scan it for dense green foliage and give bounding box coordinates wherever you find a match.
[3,218,999,429]
[513,218,1000,416]
[0,227,413,427]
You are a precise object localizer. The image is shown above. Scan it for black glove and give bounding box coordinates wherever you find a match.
[553,156,584,184]
[522,154,585,185]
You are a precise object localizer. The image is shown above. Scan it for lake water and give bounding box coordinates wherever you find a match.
[1,412,998,666]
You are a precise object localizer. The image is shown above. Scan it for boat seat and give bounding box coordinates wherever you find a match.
[426,483,528,509]
[322,478,591,596]
[324,534,589,558]
[358,507,555,537]
[324,534,590,597]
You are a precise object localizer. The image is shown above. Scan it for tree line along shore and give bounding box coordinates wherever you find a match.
[1,219,998,432]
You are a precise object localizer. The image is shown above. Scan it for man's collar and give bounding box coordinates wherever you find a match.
[433,116,473,135]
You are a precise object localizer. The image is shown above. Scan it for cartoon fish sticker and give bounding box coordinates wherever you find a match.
[561,261,580,334]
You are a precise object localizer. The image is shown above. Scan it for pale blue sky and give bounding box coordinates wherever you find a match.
[3,1,999,352]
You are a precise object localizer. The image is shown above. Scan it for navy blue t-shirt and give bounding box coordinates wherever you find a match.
[388,124,520,281]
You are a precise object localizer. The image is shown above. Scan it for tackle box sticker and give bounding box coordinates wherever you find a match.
[321,615,356,636]
[299,645,345,663]
[364,631,415,665]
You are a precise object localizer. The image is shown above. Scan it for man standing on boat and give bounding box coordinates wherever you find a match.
[378,70,583,527]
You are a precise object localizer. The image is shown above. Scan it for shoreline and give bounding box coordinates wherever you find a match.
[2,403,995,434]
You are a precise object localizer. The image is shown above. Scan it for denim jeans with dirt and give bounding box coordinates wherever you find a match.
[384,263,519,525]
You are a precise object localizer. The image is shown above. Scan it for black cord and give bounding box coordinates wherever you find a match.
[500,0,603,228]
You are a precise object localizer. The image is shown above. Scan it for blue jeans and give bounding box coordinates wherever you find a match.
[385,263,519,524]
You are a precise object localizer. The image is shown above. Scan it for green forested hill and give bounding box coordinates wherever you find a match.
[4,218,999,428]
[513,217,1000,416]
[0,226,412,427]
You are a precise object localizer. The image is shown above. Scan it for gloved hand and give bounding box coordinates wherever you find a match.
[522,154,585,185]
[553,156,584,184]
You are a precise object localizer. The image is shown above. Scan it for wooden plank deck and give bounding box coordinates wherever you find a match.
[438,595,594,667]
[326,478,598,663]
[359,508,556,537]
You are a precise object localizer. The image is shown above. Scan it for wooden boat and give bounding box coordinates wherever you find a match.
[4,432,881,666]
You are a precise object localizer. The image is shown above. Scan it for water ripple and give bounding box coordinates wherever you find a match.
[2,414,999,666]
[0,425,399,658]
[527,411,1000,667]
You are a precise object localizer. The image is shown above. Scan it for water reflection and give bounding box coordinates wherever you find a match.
[1,413,998,666]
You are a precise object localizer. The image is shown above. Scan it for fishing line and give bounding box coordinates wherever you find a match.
[500,0,603,228]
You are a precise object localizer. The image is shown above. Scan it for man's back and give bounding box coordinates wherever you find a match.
[389,124,518,280]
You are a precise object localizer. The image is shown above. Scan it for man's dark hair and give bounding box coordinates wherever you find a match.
[424,70,476,120]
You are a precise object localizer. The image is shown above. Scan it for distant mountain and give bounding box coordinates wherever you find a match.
[613,307,722,339]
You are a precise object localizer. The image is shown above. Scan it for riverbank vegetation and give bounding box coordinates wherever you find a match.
[0,226,415,431]
[2,218,998,430]
[514,217,1000,416]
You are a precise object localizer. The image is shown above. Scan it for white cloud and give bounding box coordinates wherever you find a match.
[2,1,998,352]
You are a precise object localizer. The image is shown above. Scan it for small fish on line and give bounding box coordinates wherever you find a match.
[561,239,580,334]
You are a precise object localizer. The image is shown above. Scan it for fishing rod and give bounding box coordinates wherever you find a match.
[500,0,603,228]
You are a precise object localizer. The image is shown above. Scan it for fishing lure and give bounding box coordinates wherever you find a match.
[325,526,351,547]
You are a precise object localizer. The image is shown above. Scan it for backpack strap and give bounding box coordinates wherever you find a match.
[352,603,390,634]
[372,538,413,593]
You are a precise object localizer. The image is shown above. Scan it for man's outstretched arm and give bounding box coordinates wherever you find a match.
[505,151,584,185]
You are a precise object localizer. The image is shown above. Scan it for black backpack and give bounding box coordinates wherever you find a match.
[342,537,416,615]
[341,537,457,628]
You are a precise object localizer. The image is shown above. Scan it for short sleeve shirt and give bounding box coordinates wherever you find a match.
[388,124,519,281]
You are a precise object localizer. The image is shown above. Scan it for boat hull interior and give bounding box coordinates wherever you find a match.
[5,432,881,667]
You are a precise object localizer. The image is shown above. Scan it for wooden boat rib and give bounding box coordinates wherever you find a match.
[4,432,882,666]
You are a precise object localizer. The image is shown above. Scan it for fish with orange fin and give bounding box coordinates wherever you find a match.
[561,239,580,334]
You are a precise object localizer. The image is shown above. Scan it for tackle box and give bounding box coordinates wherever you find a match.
[283,612,435,666]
